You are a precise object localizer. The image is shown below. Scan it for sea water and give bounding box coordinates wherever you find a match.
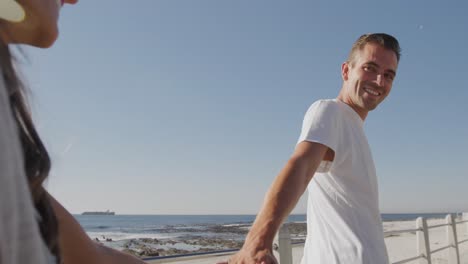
[76,213,452,242]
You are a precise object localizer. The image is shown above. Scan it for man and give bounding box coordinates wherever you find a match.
[219,33,401,264]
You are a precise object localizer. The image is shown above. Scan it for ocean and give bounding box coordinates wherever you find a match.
[76,213,453,242]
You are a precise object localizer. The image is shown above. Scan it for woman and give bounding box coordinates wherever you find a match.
[0,1,146,263]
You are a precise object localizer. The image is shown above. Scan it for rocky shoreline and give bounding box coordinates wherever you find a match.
[99,222,307,258]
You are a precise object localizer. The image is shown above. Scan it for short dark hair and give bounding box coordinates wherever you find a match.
[347,33,401,65]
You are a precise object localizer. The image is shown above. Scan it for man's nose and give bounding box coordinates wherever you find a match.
[376,74,385,87]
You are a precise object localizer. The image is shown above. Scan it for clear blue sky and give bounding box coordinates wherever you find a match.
[22,0,468,214]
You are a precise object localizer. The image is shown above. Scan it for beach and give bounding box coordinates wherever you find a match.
[143,218,468,264]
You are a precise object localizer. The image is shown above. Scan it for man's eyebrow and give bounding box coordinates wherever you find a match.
[365,61,396,76]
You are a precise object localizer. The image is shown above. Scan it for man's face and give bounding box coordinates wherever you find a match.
[341,43,398,118]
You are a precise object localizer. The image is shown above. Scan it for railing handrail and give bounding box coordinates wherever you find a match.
[384,228,421,236]
[428,223,448,229]
[385,216,467,234]
[430,245,451,255]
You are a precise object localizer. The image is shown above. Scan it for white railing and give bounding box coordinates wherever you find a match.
[274,213,468,264]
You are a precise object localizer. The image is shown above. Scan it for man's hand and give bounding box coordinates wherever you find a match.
[217,247,278,264]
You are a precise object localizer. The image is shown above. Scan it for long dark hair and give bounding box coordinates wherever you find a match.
[0,39,61,262]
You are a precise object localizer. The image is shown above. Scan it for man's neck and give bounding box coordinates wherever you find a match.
[336,95,368,121]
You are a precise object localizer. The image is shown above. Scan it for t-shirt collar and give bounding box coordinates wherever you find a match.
[333,99,364,126]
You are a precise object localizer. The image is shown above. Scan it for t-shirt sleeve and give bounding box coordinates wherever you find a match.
[297,100,341,155]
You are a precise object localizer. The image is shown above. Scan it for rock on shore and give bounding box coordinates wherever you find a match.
[107,222,307,258]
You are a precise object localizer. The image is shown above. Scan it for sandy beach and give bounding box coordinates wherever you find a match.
[145,218,468,264]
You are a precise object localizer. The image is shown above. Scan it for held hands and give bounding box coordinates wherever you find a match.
[216,247,278,264]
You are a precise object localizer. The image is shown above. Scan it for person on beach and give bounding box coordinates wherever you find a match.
[0,1,146,263]
[218,33,401,264]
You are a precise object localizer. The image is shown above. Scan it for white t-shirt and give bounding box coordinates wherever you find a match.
[298,99,388,264]
[0,67,52,263]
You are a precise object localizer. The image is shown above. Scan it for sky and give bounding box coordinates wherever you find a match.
[20,0,468,215]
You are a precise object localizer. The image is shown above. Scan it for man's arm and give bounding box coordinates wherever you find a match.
[48,194,146,264]
[219,141,330,264]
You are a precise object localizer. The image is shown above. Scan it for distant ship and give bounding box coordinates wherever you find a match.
[81,210,115,216]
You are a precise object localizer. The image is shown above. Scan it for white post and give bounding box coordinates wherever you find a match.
[463,213,468,236]
[273,224,292,264]
[417,217,431,264]
[446,214,460,264]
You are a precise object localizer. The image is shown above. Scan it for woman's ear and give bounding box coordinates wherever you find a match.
[0,0,25,23]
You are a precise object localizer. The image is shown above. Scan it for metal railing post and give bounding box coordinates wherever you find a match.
[416,217,431,264]
[274,224,292,264]
[446,214,460,264]
[463,213,468,236]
